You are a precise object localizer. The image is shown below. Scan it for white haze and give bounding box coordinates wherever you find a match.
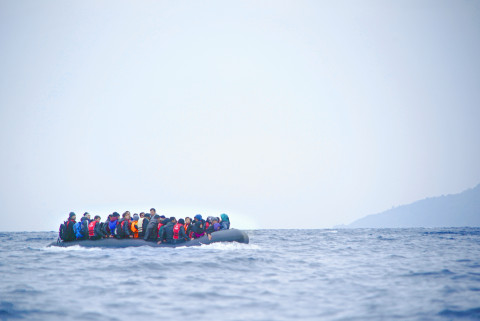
[0,0,479,231]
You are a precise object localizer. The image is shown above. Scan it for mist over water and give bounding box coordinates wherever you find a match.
[1,228,480,320]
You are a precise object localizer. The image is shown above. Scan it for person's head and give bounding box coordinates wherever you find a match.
[132,214,139,221]
[170,217,176,224]
[153,214,160,220]
[94,215,101,221]
[212,218,219,223]
[69,212,76,220]
[194,214,202,221]
[113,212,120,218]
[139,212,145,218]
[150,208,156,215]
[83,212,90,219]
[123,211,131,220]
[178,218,185,225]
[185,217,191,224]
[159,215,166,221]
[145,213,151,219]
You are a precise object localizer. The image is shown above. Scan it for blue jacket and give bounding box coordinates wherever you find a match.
[109,218,118,236]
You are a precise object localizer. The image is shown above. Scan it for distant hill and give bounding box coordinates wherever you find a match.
[346,184,480,228]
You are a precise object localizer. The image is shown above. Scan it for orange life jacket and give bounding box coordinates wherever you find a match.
[131,221,138,238]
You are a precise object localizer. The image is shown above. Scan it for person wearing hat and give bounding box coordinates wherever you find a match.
[63,212,77,241]
[191,214,206,239]
[130,214,140,238]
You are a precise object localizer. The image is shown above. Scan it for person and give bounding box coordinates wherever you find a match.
[102,214,112,236]
[173,218,189,243]
[150,208,157,217]
[184,217,193,238]
[74,216,89,240]
[116,212,132,239]
[109,212,120,238]
[139,213,150,238]
[158,217,176,244]
[131,214,139,238]
[206,217,221,234]
[137,212,145,238]
[220,213,230,230]
[144,214,160,241]
[61,212,77,241]
[156,215,167,239]
[191,214,206,239]
[88,215,106,240]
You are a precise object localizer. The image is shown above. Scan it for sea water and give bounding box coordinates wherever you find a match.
[0,228,480,321]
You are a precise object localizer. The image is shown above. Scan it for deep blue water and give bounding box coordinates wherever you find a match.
[1,228,480,321]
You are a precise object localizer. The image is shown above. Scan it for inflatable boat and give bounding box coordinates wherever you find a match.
[48,229,249,248]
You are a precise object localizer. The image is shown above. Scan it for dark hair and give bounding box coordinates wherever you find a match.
[83,212,89,216]
[94,215,101,220]
[170,217,176,221]
[150,208,156,212]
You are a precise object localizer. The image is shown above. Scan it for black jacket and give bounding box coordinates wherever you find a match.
[64,219,76,241]
[192,219,206,235]
[144,218,159,241]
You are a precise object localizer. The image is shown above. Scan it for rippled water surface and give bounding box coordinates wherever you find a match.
[1,228,480,320]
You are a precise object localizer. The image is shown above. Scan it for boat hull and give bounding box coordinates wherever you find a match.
[48,229,249,248]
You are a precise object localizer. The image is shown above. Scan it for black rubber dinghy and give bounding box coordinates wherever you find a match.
[49,229,249,248]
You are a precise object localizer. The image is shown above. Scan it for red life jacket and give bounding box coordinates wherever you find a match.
[88,221,98,237]
[157,222,164,238]
[173,223,183,240]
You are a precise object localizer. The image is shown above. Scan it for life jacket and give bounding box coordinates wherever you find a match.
[157,222,164,238]
[173,223,183,240]
[131,221,138,238]
[88,221,98,237]
[205,221,210,230]
[137,218,144,233]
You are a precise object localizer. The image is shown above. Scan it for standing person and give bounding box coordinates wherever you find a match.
[61,212,77,242]
[88,215,106,240]
[144,214,160,241]
[220,213,230,230]
[150,208,157,217]
[131,214,139,238]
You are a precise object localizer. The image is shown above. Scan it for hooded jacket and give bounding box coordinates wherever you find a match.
[143,218,159,241]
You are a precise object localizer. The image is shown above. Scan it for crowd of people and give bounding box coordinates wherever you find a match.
[58,208,231,245]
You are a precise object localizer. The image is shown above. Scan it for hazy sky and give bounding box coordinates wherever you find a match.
[1,0,479,231]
